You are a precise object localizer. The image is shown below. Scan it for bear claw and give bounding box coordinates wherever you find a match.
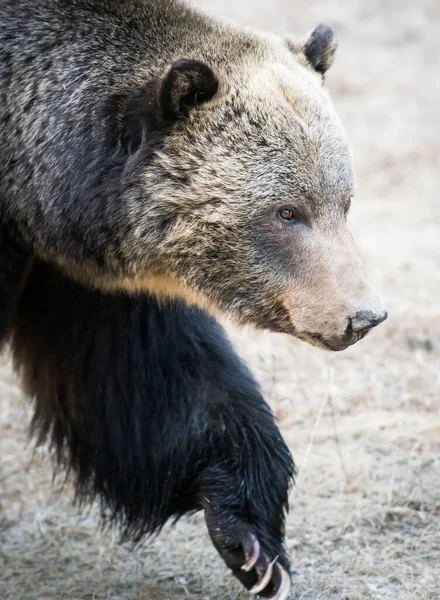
[241,536,261,572]
[250,559,291,599]
[266,563,291,600]
[249,555,277,594]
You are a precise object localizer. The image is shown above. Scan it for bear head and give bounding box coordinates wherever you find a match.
[112,24,387,351]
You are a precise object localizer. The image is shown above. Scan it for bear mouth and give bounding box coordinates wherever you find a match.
[299,328,372,352]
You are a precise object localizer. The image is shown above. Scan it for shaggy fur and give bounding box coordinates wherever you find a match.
[0,223,31,348]
[0,0,385,348]
[0,0,387,597]
[11,260,295,595]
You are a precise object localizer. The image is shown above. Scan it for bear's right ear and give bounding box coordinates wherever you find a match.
[110,60,219,149]
[159,59,219,120]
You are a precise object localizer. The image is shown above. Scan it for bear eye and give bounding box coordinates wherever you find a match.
[278,208,296,223]
[344,198,352,217]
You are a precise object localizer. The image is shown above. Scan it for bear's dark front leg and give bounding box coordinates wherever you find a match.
[0,222,31,347]
[192,383,294,597]
[10,260,295,598]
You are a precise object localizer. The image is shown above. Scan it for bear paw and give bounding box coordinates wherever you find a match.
[204,506,291,599]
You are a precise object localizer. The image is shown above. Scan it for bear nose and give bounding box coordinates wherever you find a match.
[350,309,388,335]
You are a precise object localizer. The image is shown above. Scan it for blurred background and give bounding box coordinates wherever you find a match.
[1,1,439,599]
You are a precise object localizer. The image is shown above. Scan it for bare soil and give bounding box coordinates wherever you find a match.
[1,1,439,599]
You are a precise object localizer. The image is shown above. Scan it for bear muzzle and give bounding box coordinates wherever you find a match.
[308,304,388,352]
[328,306,388,351]
[281,281,388,351]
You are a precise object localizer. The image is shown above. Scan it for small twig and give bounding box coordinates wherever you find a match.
[286,342,313,407]
[386,467,397,507]
[267,333,277,406]
[327,380,349,484]
[295,366,332,487]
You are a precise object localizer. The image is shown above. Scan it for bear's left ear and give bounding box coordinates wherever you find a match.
[287,24,338,77]
[109,60,219,149]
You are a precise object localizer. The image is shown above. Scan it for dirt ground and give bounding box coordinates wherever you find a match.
[1,1,440,599]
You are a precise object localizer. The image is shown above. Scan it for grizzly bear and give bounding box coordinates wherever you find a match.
[0,1,387,598]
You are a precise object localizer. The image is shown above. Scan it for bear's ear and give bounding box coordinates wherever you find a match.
[287,24,338,77]
[159,59,219,120]
[109,60,219,149]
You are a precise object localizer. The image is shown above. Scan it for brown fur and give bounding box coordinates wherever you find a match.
[0,3,387,596]
[0,0,386,350]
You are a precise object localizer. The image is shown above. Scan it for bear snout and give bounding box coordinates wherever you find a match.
[323,305,388,351]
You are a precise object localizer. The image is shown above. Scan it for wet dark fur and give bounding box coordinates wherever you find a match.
[0,223,31,347]
[9,260,295,589]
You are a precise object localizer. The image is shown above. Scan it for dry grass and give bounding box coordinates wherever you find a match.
[1,0,440,598]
